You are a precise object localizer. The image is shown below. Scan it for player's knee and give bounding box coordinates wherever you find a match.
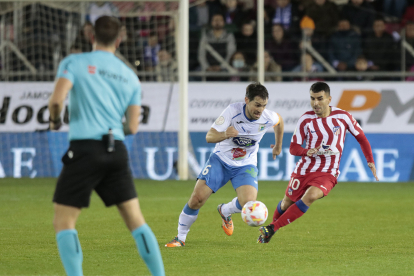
[188,193,205,209]
[302,190,323,205]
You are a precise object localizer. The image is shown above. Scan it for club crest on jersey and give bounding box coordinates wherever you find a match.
[333,126,340,136]
[316,140,339,156]
[232,137,257,147]
[259,124,266,131]
[232,148,247,160]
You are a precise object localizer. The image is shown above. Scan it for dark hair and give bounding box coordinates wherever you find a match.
[94,16,121,46]
[310,82,330,95]
[210,13,224,23]
[374,15,385,22]
[246,82,269,101]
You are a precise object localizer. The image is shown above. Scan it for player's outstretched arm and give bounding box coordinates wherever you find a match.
[123,105,141,135]
[49,78,72,130]
[352,127,379,181]
[270,115,284,160]
[206,126,238,143]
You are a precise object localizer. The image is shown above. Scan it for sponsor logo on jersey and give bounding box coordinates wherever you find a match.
[88,65,96,74]
[288,187,293,195]
[316,140,339,155]
[311,130,317,133]
[215,116,225,125]
[232,137,257,147]
[236,121,244,124]
[259,124,266,131]
[231,148,247,160]
[333,126,340,136]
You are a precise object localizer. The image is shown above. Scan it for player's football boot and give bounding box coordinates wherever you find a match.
[165,236,185,247]
[217,204,234,236]
[257,225,276,243]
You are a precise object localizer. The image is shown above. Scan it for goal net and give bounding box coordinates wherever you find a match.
[0,1,196,180]
[0,1,179,82]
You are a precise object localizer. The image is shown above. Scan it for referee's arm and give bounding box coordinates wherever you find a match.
[123,105,141,135]
[49,78,72,130]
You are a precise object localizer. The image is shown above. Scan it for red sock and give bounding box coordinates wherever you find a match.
[272,201,284,222]
[270,202,307,231]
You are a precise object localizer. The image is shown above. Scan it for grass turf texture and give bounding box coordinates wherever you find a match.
[0,179,413,276]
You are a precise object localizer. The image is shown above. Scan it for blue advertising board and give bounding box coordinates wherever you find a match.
[0,132,412,182]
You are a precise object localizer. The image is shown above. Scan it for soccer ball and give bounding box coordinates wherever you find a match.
[241,201,268,227]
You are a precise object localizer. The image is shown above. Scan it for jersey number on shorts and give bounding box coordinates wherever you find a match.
[288,177,300,191]
[202,165,211,175]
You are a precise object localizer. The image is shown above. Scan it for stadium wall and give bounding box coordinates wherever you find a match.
[0,82,413,181]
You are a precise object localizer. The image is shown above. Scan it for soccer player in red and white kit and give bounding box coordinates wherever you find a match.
[257,82,379,243]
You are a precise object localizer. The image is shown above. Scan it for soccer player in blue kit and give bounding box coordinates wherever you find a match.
[48,16,164,276]
[166,82,284,247]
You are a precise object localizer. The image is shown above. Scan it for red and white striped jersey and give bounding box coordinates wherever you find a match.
[291,106,364,177]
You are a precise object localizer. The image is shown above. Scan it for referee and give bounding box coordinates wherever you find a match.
[49,16,164,276]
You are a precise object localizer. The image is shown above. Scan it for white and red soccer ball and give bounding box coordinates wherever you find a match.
[241,201,268,227]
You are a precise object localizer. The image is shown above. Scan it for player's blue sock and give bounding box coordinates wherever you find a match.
[235,198,242,210]
[295,199,309,213]
[132,224,165,276]
[56,229,83,276]
[183,203,199,215]
[277,201,285,215]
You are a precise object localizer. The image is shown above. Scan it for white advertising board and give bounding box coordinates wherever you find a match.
[0,82,413,133]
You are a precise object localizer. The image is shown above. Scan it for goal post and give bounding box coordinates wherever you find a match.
[178,0,189,180]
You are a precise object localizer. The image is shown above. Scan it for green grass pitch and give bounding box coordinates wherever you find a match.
[0,179,413,276]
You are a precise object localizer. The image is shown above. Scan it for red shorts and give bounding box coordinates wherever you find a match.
[285,172,338,202]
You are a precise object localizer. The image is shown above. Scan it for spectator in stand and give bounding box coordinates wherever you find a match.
[155,49,178,82]
[403,21,414,70]
[235,21,257,66]
[305,0,339,38]
[264,0,302,35]
[143,31,161,71]
[363,17,398,72]
[86,2,119,25]
[71,22,94,53]
[328,18,361,74]
[198,13,236,80]
[292,53,324,73]
[229,51,251,81]
[118,25,140,68]
[402,3,414,26]
[299,15,328,59]
[341,0,376,36]
[221,0,246,33]
[250,51,282,82]
[189,0,223,31]
[349,55,375,81]
[383,0,407,19]
[265,24,299,71]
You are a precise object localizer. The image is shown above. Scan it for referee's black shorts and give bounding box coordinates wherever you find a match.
[53,140,137,208]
